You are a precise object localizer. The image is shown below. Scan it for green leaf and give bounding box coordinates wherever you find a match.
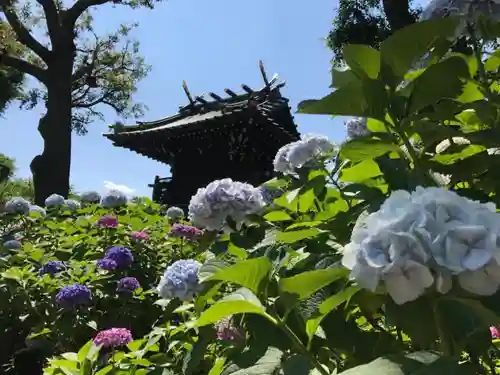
[331,67,360,88]
[337,354,466,375]
[408,56,469,113]
[183,327,213,375]
[341,159,382,183]
[208,358,226,375]
[343,44,381,79]
[432,145,486,165]
[277,228,323,244]
[297,84,367,117]
[279,267,349,301]
[282,355,313,375]
[190,288,276,327]
[380,17,461,78]
[305,286,360,342]
[223,347,283,375]
[198,260,228,283]
[203,257,272,294]
[340,138,400,162]
[264,211,293,222]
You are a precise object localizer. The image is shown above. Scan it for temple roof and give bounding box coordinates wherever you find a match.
[103,78,295,140]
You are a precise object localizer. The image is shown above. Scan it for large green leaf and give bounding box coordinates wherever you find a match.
[338,355,466,375]
[331,67,360,88]
[202,257,272,294]
[222,347,283,375]
[407,56,470,113]
[277,228,323,244]
[279,267,349,301]
[343,44,381,79]
[305,286,360,342]
[264,211,293,222]
[380,17,461,78]
[297,84,367,117]
[189,288,276,327]
[183,327,213,375]
[341,159,382,183]
[340,138,400,162]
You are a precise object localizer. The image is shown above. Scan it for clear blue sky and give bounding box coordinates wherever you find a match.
[0,0,429,197]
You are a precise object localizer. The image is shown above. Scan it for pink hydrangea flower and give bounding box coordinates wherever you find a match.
[215,317,245,342]
[490,326,500,339]
[97,215,118,229]
[93,328,133,348]
[131,231,149,243]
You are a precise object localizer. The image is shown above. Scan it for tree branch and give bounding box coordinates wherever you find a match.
[35,0,60,42]
[72,89,115,108]
[65,0,110,27]
[0,52,48,82]
[0,3,52,62]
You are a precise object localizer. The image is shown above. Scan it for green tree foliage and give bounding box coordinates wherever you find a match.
[0,0,158,205]
[0,22,24,114]
[0,152,15,184]
[327,0,421,65]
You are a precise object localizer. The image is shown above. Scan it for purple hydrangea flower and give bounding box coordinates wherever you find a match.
[100,190,128,208]
[104,246,134,268]
[117,277,141,293]
[56,284,92,309]
[169,224,203,240]
[97,215,118,229]
[93,328,133,348]
[45,194,65,208]
[97,258,118,271]
[157,259,202,301]
[40,261,65,276]
[2,240,22,250]
[81,191,101,203]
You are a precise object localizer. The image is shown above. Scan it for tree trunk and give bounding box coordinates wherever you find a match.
[31,61,73,206]
[381,0,416,31]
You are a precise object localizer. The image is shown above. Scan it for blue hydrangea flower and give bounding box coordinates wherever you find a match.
[64,199,81,211]
[157,259,202,301]
[103,246,134,268]
[100,190,128,208]
[346,117,370,139]
[80,191,101,203]
[4,197,31,215]
[40,261,65,276]
[117,277,141,293]
[29,205,46,217]
[188,178,267,231]
[273,134,336,174]
[56,284,92,309]
[2,240,22,250]
[166,206,184,220]
[45,194,65,208]
[97,258,118,271]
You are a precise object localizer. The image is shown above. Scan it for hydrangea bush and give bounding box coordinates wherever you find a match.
[6,15,500,375]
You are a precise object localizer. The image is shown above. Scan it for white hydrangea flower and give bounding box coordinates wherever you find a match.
[273,134,336,175]
[166,206,184,220]
[4,197,31,215]
[80,191,101,203]
[100,189,128,208]
[45,194,65,208]
[188,178,266,231]
[64,199,81,211]
[342,186,500,304]
[345,117,370,139]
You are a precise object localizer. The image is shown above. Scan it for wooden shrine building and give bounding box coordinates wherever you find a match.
[103,62,300,207]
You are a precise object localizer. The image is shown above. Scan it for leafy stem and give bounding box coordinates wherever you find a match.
[275,316,329,375]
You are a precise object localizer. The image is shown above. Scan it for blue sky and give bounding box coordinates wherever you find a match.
[0,0,428,197]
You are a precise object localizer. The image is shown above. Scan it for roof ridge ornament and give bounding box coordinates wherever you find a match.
[182,80,195,106]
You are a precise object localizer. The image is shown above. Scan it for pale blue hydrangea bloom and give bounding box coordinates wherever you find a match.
[273,134,336,175]
[45,194,65,208]
[345,118,370,139]
[188,178,267,231]
[166,206,184,220]
[4,197,31,215]
[100,189,128,208]
[80,191,101,203]
[157,259,202,301]
[342,187,500,304]
[2,240,22,250]
[64,199,81,211]
[29,205,46,217]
